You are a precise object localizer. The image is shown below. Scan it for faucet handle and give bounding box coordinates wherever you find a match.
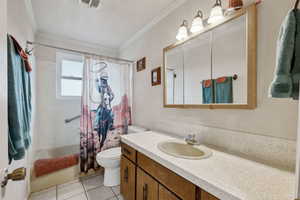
[185,134,198,145]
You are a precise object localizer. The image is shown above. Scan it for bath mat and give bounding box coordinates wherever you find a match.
[34,154,79,177]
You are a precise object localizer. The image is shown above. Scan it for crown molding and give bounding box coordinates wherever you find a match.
[119,0,187,52]
[24,0,37,33]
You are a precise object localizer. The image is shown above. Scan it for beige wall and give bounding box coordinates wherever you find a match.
[119,0,298,169]
[120,0,298,140]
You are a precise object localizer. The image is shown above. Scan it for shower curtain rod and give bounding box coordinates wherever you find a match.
[26,41,134,63]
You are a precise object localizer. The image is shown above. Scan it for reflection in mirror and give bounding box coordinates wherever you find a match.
[212,15,247,104]
[183,32,211,104]
[163,4,257,109]
[165,47,184,104]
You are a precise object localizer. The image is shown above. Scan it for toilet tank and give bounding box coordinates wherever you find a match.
[128,125,149,134]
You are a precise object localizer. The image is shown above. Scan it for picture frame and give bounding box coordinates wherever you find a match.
[137,57,146,72]
[151,67,161,86]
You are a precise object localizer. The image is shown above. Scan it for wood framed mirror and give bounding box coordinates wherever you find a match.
[163,4,257,109]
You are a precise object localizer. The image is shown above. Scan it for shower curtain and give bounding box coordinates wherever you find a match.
[80,56,132,173]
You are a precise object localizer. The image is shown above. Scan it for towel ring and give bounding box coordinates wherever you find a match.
[294,0,300,10]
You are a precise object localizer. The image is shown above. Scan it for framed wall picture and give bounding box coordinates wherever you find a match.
[151,67,161,86]
[137,57,146,72]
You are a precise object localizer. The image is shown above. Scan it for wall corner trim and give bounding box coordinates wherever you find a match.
[24,0,38,33]
[119,0,187,52]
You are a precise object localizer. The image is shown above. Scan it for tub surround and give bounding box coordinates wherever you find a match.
[121,132,295,200]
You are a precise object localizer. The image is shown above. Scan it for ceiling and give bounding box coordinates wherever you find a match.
[31,0,177,49]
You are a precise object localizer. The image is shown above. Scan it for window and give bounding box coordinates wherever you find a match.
[56,53,84,99]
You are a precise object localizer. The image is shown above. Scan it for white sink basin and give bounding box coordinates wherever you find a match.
[157,141,212,160]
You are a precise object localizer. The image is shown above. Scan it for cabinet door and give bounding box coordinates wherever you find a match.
[121,156,136,200]
[200,190,219,200]
[138,152,196,200]
[137,168,159,200]
[158,185,180,200]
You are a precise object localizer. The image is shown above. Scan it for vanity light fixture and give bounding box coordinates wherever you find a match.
[176,20,189,41]
[207,0,225,24]
[190,10,204,33]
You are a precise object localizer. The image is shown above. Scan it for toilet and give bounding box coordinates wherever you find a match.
[96,147,122,186]
[96,126,148,186]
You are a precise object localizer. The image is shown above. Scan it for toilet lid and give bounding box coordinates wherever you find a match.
[97,147,121,160]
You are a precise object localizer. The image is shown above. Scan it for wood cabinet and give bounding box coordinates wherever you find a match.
[137,152,196,200]
[200,190,219,200]
[137,168,159,200]
[120,142,220,200]
[159,185,180,200]
[121,142,137,162]
[120,156,136,200]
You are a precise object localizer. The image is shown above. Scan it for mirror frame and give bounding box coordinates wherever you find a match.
[163,4,257,109]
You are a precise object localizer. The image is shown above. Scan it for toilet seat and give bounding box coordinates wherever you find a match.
[97,147,121,161]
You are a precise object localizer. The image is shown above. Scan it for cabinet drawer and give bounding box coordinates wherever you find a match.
[159,185,180,200]
[200,190,219,200]
[121,156,136,200]
[137,152,196,200]
[121,142,137,163]
[137,168,159,200]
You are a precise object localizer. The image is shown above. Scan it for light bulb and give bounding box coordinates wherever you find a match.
[208,0,224,24]
[190,10,204,33]
[176,20,189,41]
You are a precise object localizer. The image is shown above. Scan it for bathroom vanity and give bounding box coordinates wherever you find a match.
[120,142,213,200]
[120,132,295,200]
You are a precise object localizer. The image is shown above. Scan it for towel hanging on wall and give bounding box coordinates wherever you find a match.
[202,79,214,104]
[7,34,32,163]
[269,0,300,100]
[214,77,233,104]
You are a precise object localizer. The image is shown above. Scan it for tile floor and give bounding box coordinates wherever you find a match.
[29,173,124,200]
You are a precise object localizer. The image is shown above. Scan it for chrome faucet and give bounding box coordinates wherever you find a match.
[185,134,198,145]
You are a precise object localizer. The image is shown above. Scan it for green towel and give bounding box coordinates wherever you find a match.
[270,10,300,99]
[214,77,233,104]
[202,80,214,104]
[291,10,300,99]
[7,35,32,163]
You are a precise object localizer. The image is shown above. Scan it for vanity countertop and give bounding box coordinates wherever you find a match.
[121,131,295,200]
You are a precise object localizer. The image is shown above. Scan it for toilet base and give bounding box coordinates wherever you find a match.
[103,167,120,187]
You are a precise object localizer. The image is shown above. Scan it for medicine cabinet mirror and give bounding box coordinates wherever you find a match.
[163,4,257,109]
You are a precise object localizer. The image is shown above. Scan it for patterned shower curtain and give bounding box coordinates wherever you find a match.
[80,56,132,173]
